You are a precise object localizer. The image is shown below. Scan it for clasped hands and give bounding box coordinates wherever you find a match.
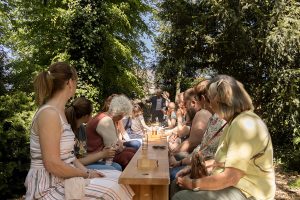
[175,166,193,190]
[87,169,105,179]
[174,161,225,190]
[103,146,117,158]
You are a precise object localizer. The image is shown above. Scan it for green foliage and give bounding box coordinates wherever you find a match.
[2,0,151,97]
[0,47,8,94]
[0,92,35,198]
[259,69,300,171]
[1,0,69,92]
[261,69,299,144]
[64,0,151,98]
[73,78,102,113]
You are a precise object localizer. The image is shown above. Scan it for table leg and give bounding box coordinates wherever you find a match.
[131,185,168,200]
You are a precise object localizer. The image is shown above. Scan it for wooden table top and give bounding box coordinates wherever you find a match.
[119,136,170,185]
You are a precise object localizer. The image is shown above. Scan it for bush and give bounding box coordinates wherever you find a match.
[0,92,35,198]
[259,69,300,171]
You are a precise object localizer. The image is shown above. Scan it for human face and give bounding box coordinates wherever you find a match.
[193,98,202,111]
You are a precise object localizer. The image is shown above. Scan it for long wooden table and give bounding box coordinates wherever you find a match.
[119,135,170,200]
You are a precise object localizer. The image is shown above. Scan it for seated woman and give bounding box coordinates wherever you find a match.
[171,75,275,200]
[65,97,122,171]
[127,104,152,139]
[25,62,133,199]
[168,81,226,181]
[86,94,136,170]
[102,94,141,150]
[164,102,177,129]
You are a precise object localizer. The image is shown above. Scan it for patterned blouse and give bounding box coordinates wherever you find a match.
[193,113,226,159]
[74,124,88,158]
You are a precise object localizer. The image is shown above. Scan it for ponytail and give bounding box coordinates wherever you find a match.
[33,71,54,106]
[65,105,77,133]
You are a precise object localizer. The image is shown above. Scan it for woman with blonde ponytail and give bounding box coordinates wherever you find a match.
[25,62,134,200]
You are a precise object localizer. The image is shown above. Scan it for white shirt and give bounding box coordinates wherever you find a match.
[155,98,162,110]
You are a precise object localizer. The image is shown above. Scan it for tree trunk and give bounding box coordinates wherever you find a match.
[175,63,183,102]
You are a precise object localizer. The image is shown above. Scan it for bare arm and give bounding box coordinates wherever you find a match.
[96,116,118,146]
[78,148,115,165]
[38,109,88,178]
[176,125,190,138]
[140,116,151,131]
[171,110,211,153]
[177,167,244,190]
[185,110,211,152]
[168,125,189,138]
[167,117,177,129]
[73,159,87,171]
[176,109,184,130]
[170,154,192,167]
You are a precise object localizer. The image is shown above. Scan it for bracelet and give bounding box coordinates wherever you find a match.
[192,179,196,190]
[86,169,91,179]
[192,179,200,192]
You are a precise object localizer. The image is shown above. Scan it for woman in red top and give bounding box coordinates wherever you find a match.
[86,94,136,170]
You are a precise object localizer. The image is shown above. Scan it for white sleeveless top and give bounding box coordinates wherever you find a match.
[25,105,134,200]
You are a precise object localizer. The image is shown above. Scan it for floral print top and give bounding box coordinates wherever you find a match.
[74,124,88,158]
[193,113,226,159]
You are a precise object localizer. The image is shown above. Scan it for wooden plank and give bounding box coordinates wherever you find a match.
[119,140,170,185]
[152,185,169,200]
[119,135,170,200]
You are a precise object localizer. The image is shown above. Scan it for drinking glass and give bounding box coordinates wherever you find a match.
[104,145,115,165]
[142,133,148,150]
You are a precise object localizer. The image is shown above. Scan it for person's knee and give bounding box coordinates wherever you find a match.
[131,140,141,148]
[172,191,184,200]
[112,163,122,171]
[170,169,178,181]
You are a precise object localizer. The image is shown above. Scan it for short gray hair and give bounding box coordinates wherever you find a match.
[108,94,133,117]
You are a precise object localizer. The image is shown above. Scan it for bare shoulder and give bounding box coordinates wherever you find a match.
[194,109,212,119]
[98,116,113,126]
[36,107,60,128]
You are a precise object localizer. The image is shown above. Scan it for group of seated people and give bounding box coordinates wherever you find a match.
[161,78,275,200]
[24,61,275,200]
[65,94,140,172]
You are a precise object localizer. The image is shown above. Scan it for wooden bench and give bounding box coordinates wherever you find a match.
[119,136,170,200]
